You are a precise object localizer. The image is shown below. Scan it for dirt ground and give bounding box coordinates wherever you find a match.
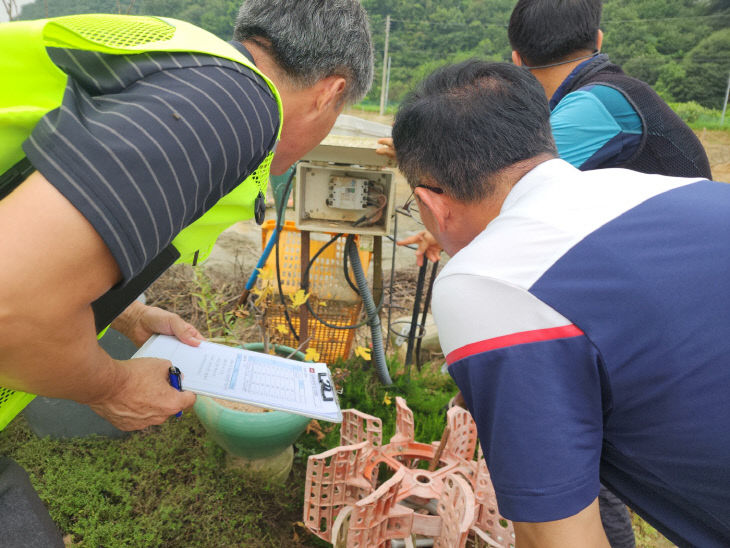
[697,129,730,182]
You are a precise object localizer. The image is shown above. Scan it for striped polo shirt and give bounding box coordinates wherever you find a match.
[434,159,730,547]
[23,42,279,282]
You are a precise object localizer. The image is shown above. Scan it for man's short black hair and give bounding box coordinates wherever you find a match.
[392,60,557,202]
[508,0,602,66]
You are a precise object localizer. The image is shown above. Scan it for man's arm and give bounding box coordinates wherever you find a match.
[0,172,195,430]
[397,230,443,266]
[514,498,610,548]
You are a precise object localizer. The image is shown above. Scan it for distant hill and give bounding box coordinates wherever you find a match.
[14,0,730,108]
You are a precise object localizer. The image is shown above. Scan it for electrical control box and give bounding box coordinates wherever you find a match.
[295,163,395,236]
[295,135,396,236]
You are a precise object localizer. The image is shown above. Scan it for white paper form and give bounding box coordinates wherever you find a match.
[133,335,342,422]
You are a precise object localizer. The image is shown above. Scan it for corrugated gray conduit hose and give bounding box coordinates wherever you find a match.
[346,237,392,385]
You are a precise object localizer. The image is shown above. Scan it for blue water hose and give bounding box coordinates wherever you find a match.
[246,229,279,291]
[236,166,295,308]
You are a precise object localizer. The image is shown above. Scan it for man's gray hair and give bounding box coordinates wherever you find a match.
[234,0,374,104]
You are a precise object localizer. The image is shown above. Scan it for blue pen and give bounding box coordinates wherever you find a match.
[168,366,183,418]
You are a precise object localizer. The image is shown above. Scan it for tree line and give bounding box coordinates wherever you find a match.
[15,0,730,109]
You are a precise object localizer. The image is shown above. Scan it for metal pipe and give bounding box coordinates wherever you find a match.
[385,211,399,354]
[415,260,439,370]
[721,72,730,126]
[405,261,427,369]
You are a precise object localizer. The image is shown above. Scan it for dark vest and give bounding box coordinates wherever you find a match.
[562,56,712,179]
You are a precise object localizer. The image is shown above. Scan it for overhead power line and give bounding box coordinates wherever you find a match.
[612,55,730,63]
[382,13,728,31]
[601,14,730,24]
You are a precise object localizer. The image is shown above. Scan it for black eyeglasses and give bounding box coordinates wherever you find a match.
[396,184,444,225]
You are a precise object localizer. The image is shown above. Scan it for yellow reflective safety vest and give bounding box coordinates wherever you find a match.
[0,14,283,429]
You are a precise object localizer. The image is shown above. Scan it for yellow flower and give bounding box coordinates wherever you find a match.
[383,392,392,406]
[256,267,275,282]
[289,289,310,309]
[253,285,273,308]
[355,346,372,361]
[304,347,321,362]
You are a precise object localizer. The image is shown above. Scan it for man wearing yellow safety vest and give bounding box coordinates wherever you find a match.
[0,1,373,543]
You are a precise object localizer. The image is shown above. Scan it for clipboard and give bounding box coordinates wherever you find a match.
[134,335,342,422]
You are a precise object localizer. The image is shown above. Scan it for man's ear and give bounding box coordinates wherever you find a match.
[511,51,523,66]
[315,76,347,114]
[415,186,450,233]
[596,29,604,52]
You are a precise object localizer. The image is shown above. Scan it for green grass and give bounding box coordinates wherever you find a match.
[631,511,677,548]
[0,357,457,547]
[667,101,730,132]
[688,115,730,132]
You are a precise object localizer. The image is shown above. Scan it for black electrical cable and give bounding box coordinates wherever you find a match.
[274,165,299,340]
[301,233,367,330]
[301,234,385,331]
[274,166,296,232]
[275,247,299,339]
[301,233,343,293]
[405,260,428,368]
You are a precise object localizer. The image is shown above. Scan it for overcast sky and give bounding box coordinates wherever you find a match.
[1,0,37,22]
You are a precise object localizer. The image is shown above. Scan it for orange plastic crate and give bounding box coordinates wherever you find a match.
[258,221,372,364]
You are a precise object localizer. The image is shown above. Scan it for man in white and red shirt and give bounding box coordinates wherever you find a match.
[391,60,730,548]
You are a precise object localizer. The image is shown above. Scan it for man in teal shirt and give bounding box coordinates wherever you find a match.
[509,0,711,178]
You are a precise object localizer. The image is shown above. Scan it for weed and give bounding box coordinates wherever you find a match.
[190,268,237,341]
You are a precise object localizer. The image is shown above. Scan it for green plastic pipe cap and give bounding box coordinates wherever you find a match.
[193,343,312,460]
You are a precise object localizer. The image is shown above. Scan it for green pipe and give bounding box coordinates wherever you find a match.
[193,343,312,460]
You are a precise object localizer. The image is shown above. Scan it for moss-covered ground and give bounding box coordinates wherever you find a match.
[0,358,455,547]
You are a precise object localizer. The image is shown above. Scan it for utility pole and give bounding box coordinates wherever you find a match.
[721,72,730,126]
[379,14,391,116]
[383,56,392,111]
